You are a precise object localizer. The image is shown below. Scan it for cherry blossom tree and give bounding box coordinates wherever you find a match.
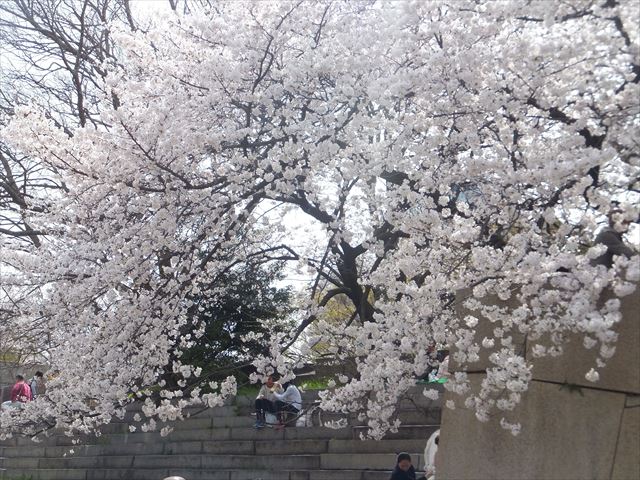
[1,0,638,440]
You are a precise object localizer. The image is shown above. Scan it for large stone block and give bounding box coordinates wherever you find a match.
[201,440,254,455]
[165,417,213,431]
[183,405,236,417]
[229,426,284,441]
[32,468,87,480]
[210,416,255,428]
[201,454,320,470]
[172,428,218,442]
[162,440,203,455]
[283,426,353,441]
[530,287,640,394]
[327,438,425,454]
[1,456,39,469]
[0,445,46,458]
[450,288,527,373]
[612,397,640,480]
[133,454,201,469]
[451,284,639,396]
[254,439,328,455]
[439,375,626,480]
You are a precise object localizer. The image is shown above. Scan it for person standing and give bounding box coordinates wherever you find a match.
[423,429,440,480]
[29,371,45,399]
[592,208,635,268]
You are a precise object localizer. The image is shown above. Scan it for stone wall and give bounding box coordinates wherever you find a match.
[439,285,639,480]
[0,362,17,385]
[0,362,18,402]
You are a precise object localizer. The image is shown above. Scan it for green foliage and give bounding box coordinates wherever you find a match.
[180,262,294,386]
[0,350,21,362]
[300,377,331,391]
[236,384,260,397]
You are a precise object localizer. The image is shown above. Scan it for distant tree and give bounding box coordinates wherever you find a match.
[178,263,294,386]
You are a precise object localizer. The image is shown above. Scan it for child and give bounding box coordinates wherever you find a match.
[390,452,416,480]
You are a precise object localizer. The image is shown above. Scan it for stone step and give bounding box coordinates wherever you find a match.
[352,424,438,440]
[1,437,427,460]
[2,451,424,471]
[120,405,238,422]
[111,410,442,435]
[1,423,435,452]
[0,468,396,480]
[102,414,257,434]
[0,425,355,448]
[8,454,322,471]
[0,425,436,456]
[0,389,439,480]
[327,438,426,454]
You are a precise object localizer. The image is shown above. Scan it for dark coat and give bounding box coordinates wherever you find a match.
[390,465,416,480]
[592,227,634,267]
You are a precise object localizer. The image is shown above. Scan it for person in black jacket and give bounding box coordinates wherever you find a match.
[390,452,416,480]
[591,207,636,268]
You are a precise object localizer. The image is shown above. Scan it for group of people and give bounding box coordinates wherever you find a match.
[253,375,302,428]
[1,372,44,411]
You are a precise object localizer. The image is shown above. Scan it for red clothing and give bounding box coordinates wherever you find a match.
[10,381,32,402]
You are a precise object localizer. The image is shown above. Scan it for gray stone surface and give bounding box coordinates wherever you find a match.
[254,439,328,455]
[327,438,425,454]
[450,288,527,372]
[439,375,626,480]
[611,401,640,480]
[530,287,640,394]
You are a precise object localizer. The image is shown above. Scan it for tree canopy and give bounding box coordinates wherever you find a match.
[0,0,638,440]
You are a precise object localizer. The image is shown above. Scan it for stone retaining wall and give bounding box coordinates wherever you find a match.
[439,285,639,480]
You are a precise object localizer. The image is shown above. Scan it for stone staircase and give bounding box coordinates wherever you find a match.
[0,388,440,480]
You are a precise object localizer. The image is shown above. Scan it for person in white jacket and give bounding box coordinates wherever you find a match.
[273,381,302,424]
[423,429,440,479]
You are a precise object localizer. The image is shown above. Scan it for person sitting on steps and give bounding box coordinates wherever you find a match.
[254,375,283,428]
[273,381,302,426]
